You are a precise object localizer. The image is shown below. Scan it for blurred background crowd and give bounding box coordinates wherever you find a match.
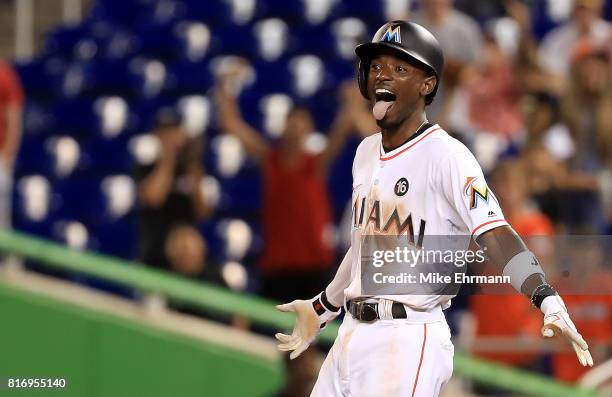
[0,0,611,395]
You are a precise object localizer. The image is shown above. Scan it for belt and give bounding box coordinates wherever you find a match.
[347,299,407,322]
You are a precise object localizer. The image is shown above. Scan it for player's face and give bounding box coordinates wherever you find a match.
[367,52,435,129]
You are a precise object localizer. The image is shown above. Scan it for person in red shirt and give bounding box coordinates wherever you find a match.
[216,71,372,302]
[0,60,24,228]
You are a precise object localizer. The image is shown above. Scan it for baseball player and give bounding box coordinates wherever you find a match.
[276,21,593,397]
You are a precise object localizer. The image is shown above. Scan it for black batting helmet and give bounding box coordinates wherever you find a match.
[355,21,444,105]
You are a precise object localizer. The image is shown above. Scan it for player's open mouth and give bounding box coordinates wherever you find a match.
[373,88,396,121]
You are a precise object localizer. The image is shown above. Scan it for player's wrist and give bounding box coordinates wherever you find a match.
[539,293,567,316]
[311,291,340,326]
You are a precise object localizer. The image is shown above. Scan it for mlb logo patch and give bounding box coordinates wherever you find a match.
[380,25,401,43]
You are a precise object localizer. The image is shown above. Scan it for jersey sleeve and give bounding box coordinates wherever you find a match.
[438,150,508,237]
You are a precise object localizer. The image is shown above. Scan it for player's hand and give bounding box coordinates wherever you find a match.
[540,295,593,367]
[275,294,339,359]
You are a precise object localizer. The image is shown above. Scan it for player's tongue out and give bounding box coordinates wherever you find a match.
[373,89,396,121]
[373,101,393,121]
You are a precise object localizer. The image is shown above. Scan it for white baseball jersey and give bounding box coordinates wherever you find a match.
[331,123,508,311]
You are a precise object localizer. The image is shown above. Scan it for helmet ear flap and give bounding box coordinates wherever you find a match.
[358,60,370,99]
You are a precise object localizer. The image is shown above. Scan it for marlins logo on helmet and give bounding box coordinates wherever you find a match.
[380,25,401,43]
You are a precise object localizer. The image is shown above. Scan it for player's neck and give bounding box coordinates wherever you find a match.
[380,115,429,151]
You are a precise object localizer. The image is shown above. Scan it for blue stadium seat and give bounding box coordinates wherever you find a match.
[210,24,258,58]
[95,29,137,60]
[43,24,92,58]
[15,136,54,176]
[180,0,232,27]
[335,0,386,30]
[256,0,305,24]
[89,0,156,27]
[134,22,183,60]
[90,218,138,258]
[22,101,55,137]
[14,56,67,98]
[165,59,214,95]
[292,24,337,58]
[328,58,357,82]
[53,178,107,225]
[80,136,133,174]
[51,98,98,137]
[13,175,57,238]
[248,60,293,97]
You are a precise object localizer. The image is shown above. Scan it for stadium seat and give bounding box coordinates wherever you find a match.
[88,0,157,27]
[165,60,214,95]
[52,178,106,224]
[180,0,233,27]
[14,56,68,98]
[80,136,133,174]
[335,0,386,30]
[210,24,258,58]
[15,136,55,175]
[13,175,56,238]
[90,218,138,258]
[46,135,83,178]
[252,18,292,61]
[134,22,184,60]
[43,24,92,58]
[255,0,305,24]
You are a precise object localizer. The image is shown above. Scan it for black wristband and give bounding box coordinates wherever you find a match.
[320,291,340,312]
[530,283,557,309]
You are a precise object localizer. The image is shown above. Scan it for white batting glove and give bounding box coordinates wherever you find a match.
[541,295,594,367]
[275,292,340,359]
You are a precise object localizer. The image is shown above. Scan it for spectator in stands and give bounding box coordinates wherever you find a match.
[522,91,575,162]
[412,0,483,124]
[461,34,523,139]
[559,39,611,231]
[0,60,23,229]
[469,160,550,373]
[538,0,611,80]
[216,71,364,302]
[134,108,212,272]
[520,143,601,230]
[520,92,573,225]
[563,40,612,173]
[164,224,225,285]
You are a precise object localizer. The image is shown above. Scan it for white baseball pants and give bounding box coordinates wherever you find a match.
[311,304,454,397]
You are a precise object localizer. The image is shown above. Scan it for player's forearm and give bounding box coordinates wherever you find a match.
[323,247,353,308]
[217,95,269,162]
[476,225,546,297]
[138,156,176,207]
[317,118,351,172]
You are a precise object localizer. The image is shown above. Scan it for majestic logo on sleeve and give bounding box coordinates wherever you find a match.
[380,25,401,43]
[463,176,489,210]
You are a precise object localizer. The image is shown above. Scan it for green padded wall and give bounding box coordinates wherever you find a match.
[0,284,283,397]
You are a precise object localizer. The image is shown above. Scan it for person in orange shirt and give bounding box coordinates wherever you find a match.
[469,159,552,368]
